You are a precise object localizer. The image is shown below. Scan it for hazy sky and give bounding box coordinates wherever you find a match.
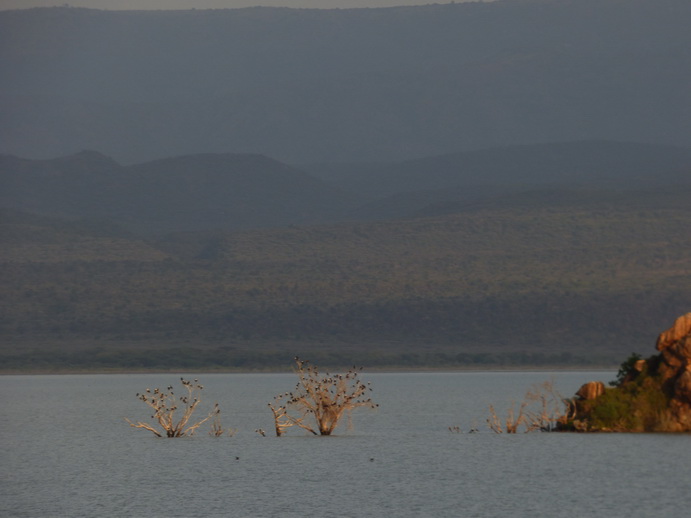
[0,0,492,10]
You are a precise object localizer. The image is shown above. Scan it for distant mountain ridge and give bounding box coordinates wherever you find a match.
[310,140,691,220]
[0,150,353,233]
[309,141,691,195]
[2,140,691,233]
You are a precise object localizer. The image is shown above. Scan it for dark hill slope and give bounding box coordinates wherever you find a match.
[0,151,353,233]
[0,151,125,215]
[3,141,691,232]
[309,141,691,197]
[123,153,353,232]
[306,140,691,220]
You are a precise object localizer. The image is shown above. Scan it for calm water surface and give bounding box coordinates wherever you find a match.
[2,371,690,517]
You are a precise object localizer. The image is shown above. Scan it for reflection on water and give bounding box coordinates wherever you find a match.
[2,371,690,517]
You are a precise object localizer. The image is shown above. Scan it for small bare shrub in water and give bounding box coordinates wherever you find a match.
[209,414,237,437]
[486,379,569,433]
[523,379,573,431]
[125,378,221,437]
[269,357,378,436]
[487,401,529,433]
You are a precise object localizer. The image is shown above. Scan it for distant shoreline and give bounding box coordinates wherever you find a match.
[0,365,617,376]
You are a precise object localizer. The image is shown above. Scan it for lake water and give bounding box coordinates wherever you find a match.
[2,371,690,517]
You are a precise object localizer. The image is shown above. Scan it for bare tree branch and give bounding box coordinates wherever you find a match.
[269,357,377,436]
[125,378,221,437]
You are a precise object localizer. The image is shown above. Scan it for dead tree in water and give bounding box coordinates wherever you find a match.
[209,414,237,437]
[270,357,378,436]
[125,378,221,437]
[268,398,299,437]
[524,379,569,432]
[486,379,568,433]
[487,402,528,433]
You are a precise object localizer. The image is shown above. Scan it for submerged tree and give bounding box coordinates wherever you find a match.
[125,378,221,437]
[267,398,300,437]
[208,413,237,437]
[269,357,378,436]
[487,401,529,434]
[523,379,572,432]
[486,379,569,433]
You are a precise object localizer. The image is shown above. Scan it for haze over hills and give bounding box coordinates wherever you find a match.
[308,141,691,196]
[304,140,691,220]
[1,0,690,163]
[2,140,691,233]
[0,150,353,233]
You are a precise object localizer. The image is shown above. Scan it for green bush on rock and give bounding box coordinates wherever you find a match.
[563,313,691,432]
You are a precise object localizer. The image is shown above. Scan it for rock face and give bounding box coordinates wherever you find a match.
[575,381,605,400]
[655,313,691,430]
[656,313,691,351]
[566,313,691,432]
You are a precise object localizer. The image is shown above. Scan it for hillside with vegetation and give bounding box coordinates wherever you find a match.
[2,183,690,371]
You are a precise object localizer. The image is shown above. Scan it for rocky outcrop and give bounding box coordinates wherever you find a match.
[575,381,605,400]
[655,313,691,430]
[656,313,691,377]
[656,313,691,351]
[565,313,691,432]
